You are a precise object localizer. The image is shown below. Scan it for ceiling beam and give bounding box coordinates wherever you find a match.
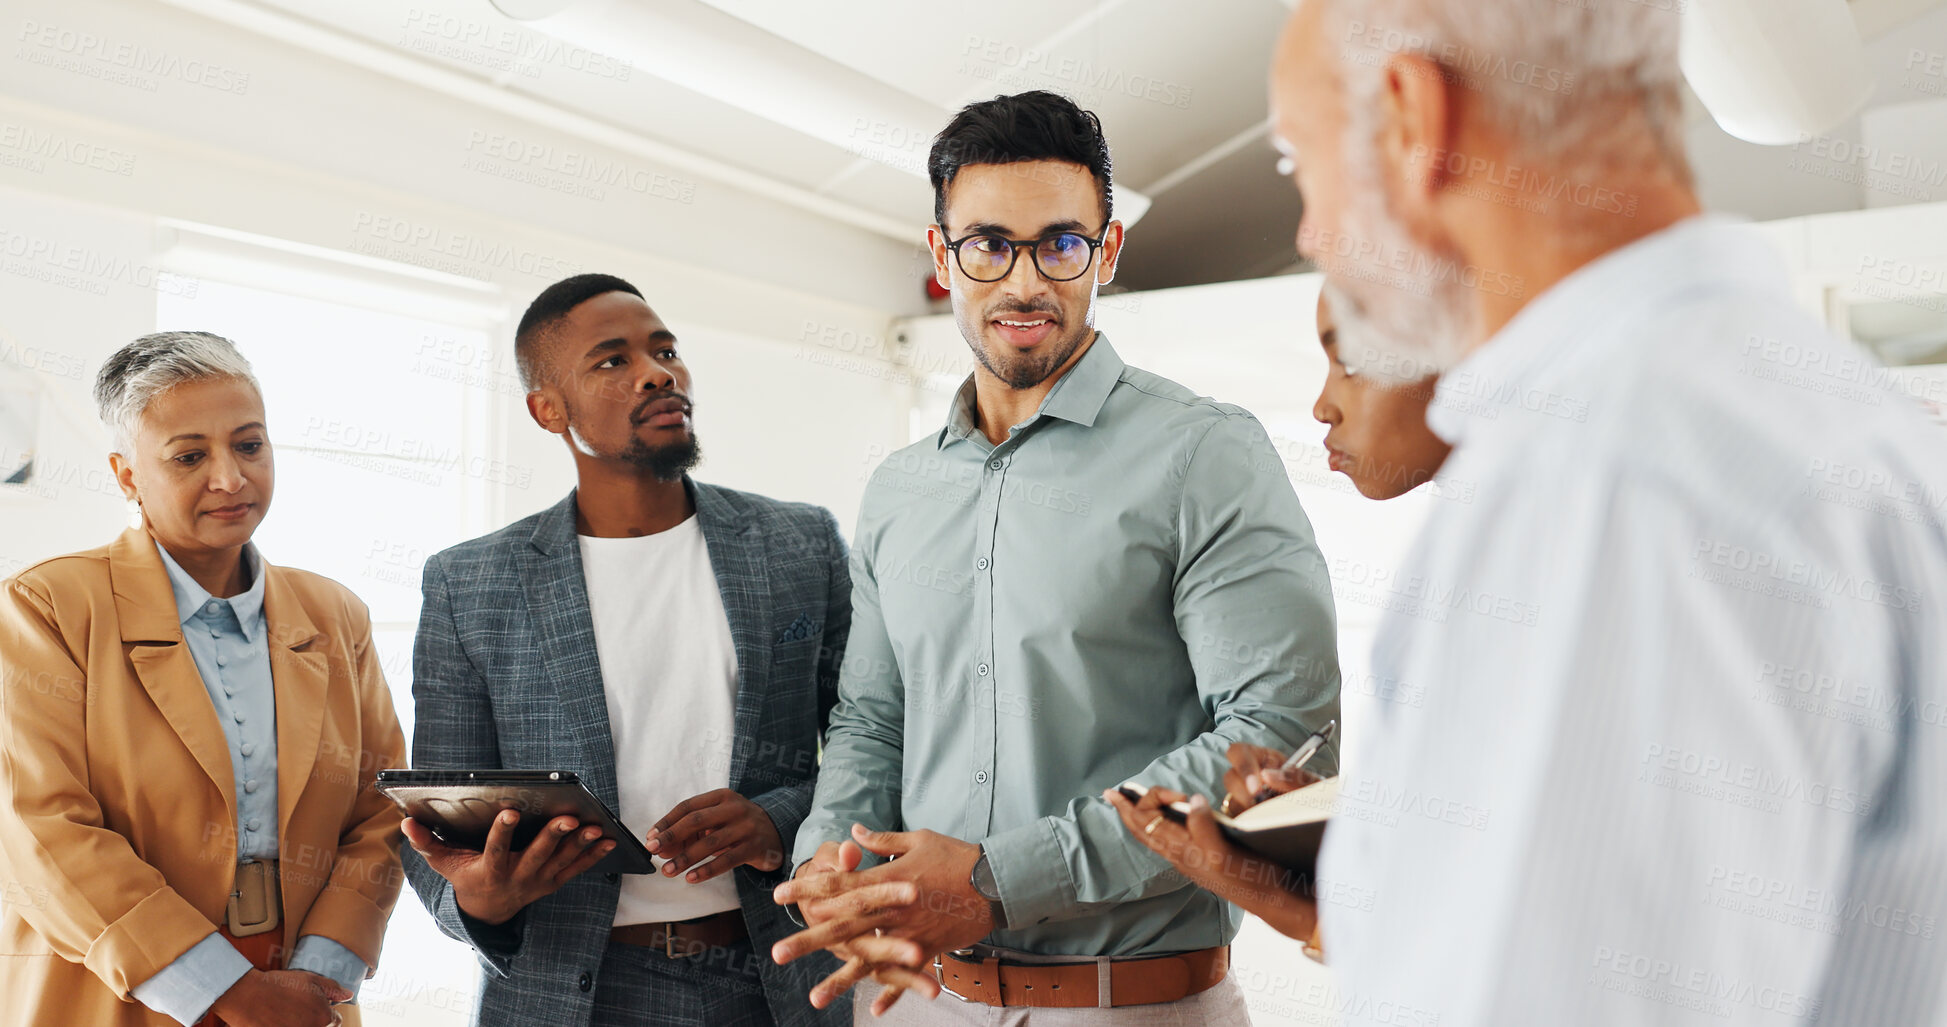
[156,0,924,242]
[1141,121,1272,197]
[565,0,1153,224]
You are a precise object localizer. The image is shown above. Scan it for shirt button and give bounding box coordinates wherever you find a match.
[247,818,262,831]
[989,459,1003,471]
[233,711,245,723]
[205,601,219,614]
[976,663,989,677]
[975,770,988,785]
[244,780,259,794]
[976,557,990,571]
[216,654,227,666]
[578,972,593,992]
[241,743,255,757]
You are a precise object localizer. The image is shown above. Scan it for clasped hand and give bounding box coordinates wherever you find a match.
[771,824,999,1017]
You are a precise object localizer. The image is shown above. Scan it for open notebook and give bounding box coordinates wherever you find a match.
[1121,776,1339,875]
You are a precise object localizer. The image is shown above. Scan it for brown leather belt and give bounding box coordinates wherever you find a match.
[610,909,747,958]
[225,859,281,938]
[934,946,1229,1008]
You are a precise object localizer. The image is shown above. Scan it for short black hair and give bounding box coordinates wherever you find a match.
[928,90,1113,230]
[514,273,645,389]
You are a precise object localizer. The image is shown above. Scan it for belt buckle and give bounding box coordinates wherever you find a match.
[936,948,1004,1006]
[226,860,280,938]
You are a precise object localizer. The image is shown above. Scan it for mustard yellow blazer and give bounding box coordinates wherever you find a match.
[0,528,407,1026]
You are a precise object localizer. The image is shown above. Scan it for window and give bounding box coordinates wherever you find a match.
[158,259,501,1026]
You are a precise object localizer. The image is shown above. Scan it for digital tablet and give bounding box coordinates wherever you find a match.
[376,769,656,875]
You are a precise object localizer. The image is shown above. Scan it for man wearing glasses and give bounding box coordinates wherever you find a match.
[771,90,1340,1023]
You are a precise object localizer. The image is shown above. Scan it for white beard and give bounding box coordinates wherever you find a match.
[1319,116,1477,384]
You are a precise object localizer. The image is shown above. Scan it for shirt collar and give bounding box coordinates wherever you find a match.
[1427,214,1776,446]
[154,538,267,642]
[937,332,1126,449]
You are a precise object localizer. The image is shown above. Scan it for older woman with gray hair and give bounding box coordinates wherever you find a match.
[0,331,406,1027]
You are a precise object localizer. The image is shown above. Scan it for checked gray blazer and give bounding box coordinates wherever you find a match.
[401,481,851,1027]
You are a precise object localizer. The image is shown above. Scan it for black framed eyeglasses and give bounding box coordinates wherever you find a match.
[941,228,1108,283]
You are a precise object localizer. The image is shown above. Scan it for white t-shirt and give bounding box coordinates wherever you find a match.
[579,515,742,926]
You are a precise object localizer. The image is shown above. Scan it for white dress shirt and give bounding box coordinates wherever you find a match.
[579,516,743,926]
[1318,216,1947,1026]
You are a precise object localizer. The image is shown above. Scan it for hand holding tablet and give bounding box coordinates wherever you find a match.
[379,769,659,924]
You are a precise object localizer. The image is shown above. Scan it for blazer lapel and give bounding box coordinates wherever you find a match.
[692,482,772,790]
[520,491,621,809]
[263,562,329,841]
[110,530,238,815]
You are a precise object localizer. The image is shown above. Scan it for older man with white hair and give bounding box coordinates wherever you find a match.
[1270,1,1947,1025]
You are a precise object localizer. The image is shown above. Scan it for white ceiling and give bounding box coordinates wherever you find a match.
[227,0,1302,291]
[183,0,1947,295]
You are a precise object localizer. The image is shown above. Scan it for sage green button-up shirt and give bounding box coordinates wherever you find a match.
[797,334,1340,957]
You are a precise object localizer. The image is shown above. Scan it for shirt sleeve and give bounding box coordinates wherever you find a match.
[399,554,525,974]
[792,521,908,871]
[288,934,368,997]
[983,413,1342,927]
[129,932,252,1026]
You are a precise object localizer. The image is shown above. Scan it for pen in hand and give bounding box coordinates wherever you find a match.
[1251,719,1336,805]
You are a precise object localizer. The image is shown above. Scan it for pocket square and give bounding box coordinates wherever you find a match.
[775,612,821,644]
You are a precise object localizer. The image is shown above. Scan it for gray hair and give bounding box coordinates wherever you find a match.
[94,331,261,454]
[1327,0,1691,178]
